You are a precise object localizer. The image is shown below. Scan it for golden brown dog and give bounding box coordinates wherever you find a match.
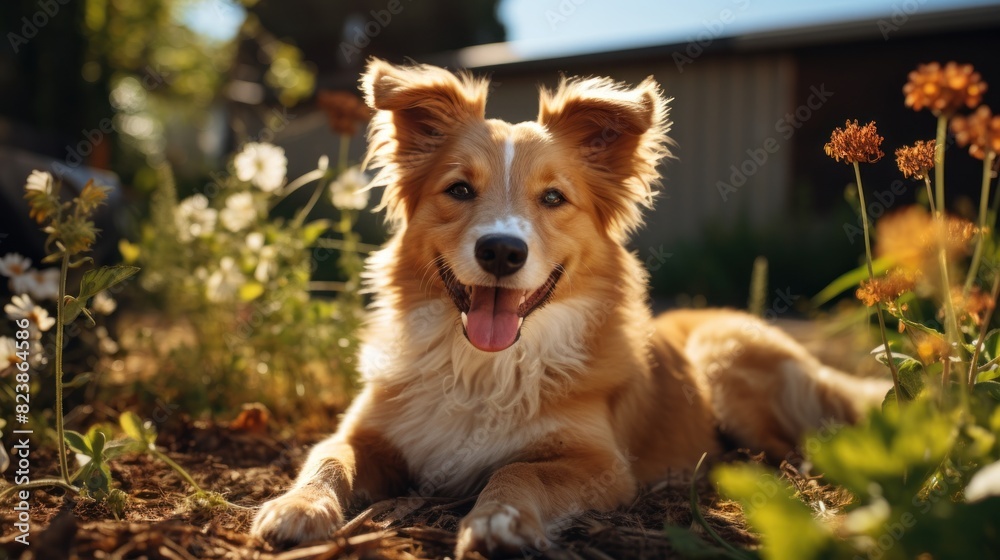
[251,59,887,558]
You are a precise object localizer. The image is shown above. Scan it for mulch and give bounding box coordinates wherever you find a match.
[0,415,853,560]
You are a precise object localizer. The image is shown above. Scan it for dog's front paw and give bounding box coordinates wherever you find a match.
[251,490,343,547]
[456,503,550,559]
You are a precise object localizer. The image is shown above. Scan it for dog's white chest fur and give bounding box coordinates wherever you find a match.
[360,297,601,495]
[383,391,552,496]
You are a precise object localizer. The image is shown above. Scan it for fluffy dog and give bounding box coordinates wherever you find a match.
[251,59,887,558]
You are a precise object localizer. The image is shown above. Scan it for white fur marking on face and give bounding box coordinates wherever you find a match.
[503,135,515,194]
[475,215,534,240]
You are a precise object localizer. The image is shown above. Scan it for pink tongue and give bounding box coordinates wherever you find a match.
[466,286,522,352]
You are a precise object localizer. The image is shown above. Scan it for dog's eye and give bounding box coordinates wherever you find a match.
[446,182,476,200]
[541,189,566,207]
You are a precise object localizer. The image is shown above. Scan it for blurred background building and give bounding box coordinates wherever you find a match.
[2,0,999,306]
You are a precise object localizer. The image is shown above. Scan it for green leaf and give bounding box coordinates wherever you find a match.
[64,265,140,324]
[973,380,1000,403]
[302,219,331,245]
[64,430,92,456]
[103,439,145,460]
[90,429,106,460]
[713,465,835,560]
[239,282,265,302]
[812,256,893,306]
[120,411,156,447]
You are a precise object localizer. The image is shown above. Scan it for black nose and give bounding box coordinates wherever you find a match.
[475,235,528,277]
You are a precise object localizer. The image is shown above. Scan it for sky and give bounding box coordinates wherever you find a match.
[182,0,1000,55]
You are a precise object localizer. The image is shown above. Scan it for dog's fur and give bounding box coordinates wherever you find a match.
[251,59,888,557]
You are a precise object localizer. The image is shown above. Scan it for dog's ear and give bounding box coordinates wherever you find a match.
[361,58,489,226]
[538,76,671,240]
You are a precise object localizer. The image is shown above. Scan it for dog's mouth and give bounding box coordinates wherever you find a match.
[438,261,563,352]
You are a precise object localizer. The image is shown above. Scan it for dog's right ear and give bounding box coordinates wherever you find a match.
[361,58,489,225]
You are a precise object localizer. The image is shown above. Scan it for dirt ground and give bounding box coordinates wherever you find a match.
[0,320,866,560]
[0,414,780,560]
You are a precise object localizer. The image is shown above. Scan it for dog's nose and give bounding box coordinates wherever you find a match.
[475,235,528,277]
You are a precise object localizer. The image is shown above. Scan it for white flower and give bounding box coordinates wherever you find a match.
[0,253,32,278]
[92,291,117,315]
[0,336,22,371]
[220,192,257,232]
[234,142,287,192]
[25,268,59,301]
[175,194,218,242]
[206,257,245,302]
[966,460,1000,502]
[245,232,265,252]
[4,294,56,332]
[254,246,278,283]
[329,166,371,210]
[25,170,54,194]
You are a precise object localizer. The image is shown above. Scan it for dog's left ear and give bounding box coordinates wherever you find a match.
[538,76,671,239]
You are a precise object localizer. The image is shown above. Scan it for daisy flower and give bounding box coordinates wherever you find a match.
[175,194,218,242]
[220,192,258,232]
[330,166,371,210]
[5,294,56,332]
[206,257,245,302]
[26,268,60,301]
[0,336,23,372]
[24,170,54,194]
[234,142,287,192]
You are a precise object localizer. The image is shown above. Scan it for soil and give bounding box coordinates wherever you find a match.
[0,411,859,560]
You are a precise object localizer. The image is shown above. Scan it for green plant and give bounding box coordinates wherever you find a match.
[698,62,1000,560]
[0,172,139,501]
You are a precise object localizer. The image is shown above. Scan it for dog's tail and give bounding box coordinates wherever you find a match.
[683,312,891,462]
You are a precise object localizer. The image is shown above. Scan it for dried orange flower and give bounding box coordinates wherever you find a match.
[876,206,977,271]
[856,270,917,307]
[950,286,995,326]
[916,335,947,363]
[825,120,884,164]
[950,105,1000,160]
[895,140,936,180]
[903,62,987,116]
[317,90,371,136]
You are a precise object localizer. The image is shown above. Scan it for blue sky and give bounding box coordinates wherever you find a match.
[183,0,1000,54]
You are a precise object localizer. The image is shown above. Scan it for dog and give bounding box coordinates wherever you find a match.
[251,58,888,558]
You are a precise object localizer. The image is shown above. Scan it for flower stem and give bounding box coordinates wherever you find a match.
[968,271,1000,387]
[934,115,947,213]
[54,252,74,489]
[965,151,997,294]
[854,162,903,400]
[923,176,936,215]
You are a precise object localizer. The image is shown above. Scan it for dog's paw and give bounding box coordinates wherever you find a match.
[251,490,343,547]
[455,503,550,559]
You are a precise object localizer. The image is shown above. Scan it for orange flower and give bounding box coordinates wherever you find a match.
[317,90,371,136]
[895,140,936,180]
[903,62,987,116]
[950,286,995,326]
[951,105,1000,160]
[916,335,947,363]
[856,270,917,308]
[825,120,884,164]
[876,206,976,271]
